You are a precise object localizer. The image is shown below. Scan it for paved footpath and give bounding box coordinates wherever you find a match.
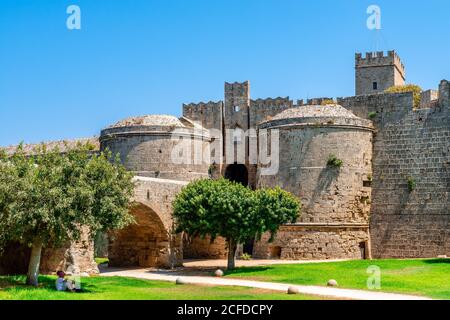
[100,267,431,300]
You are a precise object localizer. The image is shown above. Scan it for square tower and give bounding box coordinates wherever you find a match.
[224,81,250,131]
[223,81,255,187]
[355,51,406,95]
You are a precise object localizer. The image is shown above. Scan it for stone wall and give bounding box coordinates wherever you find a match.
[40,231,99,275]
[183,236,228,259]
[340,81,450,258]
[182,101,223,132]
[249,98,292,127]
[253,225,370,260]
[100,125,210,182]
[0,233,98,275]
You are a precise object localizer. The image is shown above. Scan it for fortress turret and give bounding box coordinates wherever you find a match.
[355,50,406,95]
[100,115,210,181]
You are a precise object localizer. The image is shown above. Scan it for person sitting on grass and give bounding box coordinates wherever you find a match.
[55,271,76,292]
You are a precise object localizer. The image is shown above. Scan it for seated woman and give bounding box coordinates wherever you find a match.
[55,271,76,292]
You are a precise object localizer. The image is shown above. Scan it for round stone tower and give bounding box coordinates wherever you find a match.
[100,115,210,181]
[254,104,374,260]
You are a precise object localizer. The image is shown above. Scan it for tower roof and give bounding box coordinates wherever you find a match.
[259,104,373,130]
[271,104,359,120]
[108,115,186,128]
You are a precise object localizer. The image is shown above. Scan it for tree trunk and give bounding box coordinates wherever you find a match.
[226,238,237,270]
[26,240,43,286]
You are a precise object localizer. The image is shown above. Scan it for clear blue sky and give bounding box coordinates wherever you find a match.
[0,0,449,146]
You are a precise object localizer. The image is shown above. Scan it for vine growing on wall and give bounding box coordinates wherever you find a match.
[385,84,423,109]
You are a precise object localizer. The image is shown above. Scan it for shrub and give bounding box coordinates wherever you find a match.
[368,111,377,119]
[385,84,422,109]
[327,154,343,168]
[407,176,417,192]
[240,253,252,261]
[321,99,336,105]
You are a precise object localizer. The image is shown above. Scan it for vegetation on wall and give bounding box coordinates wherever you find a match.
[368,111,377,119]
[320,99,336,105]
[385,84,423,109]
[407,176,417,192]
[327,154,344,168]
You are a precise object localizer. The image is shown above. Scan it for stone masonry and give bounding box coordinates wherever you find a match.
[1,50,449,274]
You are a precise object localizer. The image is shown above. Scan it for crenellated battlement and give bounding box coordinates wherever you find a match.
[249,97,293,127]
[251,97,292,106]
[419,89,439,109]
[183,100,223,109]
[355,50,405,73]
[295,97,336,106]
[182,101,224,130]
[439,80,450,109]
[225,81,250,97]
[355,50,406,95]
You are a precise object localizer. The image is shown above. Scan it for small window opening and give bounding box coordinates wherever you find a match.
[373,82,378,90]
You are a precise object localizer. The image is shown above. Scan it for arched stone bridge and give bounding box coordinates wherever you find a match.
[108,176,188,269]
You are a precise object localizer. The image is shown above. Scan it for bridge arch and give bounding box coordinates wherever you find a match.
[108,202,175,268]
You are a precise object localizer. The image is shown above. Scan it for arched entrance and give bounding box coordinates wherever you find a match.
[108,203,171,268]
[225,164,248,186]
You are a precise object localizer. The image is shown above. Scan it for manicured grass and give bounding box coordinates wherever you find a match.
[224,259,450,299]
[0,275,322,300]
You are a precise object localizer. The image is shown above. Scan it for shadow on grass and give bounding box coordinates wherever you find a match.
[423,259,450,265]
[224,266,273,276]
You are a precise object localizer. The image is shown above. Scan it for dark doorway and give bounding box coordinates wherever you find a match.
[243,238,254,256]
[359,242,367,260]
[225,164,248,186]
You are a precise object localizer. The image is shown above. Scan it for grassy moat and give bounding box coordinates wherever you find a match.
[224,259,450,300]
[0,259,449,300]
[0,275,320,300]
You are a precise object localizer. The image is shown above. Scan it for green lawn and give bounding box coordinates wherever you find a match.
[94,257,109,265]
[224,259,450,299]
[0,275,322,300]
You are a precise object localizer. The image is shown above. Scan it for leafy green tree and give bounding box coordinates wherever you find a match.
[253,187,301,241]
[0,142,135,286]
[173,178,300,269]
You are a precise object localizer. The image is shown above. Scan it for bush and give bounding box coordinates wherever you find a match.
[321,99,336,105]
[385,84,422,109]
[368,111,377,119]
[240,253,252,261]
[407,176,417,192]
[327,154,343,168]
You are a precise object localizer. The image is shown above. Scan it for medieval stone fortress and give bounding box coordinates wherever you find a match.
[1,50,449,274]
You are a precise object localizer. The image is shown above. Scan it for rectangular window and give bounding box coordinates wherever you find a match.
[373,82,378,90]
[363,180,372,188]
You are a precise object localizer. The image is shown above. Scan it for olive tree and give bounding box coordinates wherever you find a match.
[0,143,135,286]
[173,178,300,269]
